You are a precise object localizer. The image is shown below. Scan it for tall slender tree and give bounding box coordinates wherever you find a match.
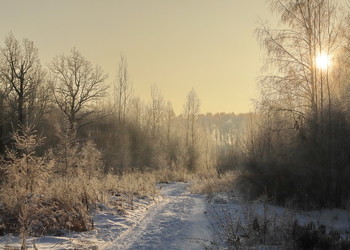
[183,88,200,171]
[257,0,342,136]
[147,84,165,138]
[114,55,132,125]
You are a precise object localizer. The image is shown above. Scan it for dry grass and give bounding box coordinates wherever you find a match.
[153,165,192,183]
[190,171,237,194]
[104,172,158,196]
[0,170,160,239]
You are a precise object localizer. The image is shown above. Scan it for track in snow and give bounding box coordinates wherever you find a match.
[108,182,212,250]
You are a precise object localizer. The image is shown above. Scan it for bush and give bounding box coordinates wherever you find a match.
[0,123,182,239]
[237,107,350,209]
[190,171,237,194]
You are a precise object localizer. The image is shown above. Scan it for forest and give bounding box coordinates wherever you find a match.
[2,0,350,249]
[0,31,250,238]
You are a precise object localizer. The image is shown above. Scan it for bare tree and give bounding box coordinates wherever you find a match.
[240,0,350,207]
[164,101,175,146]
[183,88,200,171]
[0,33,47,127]
[114,55,132,124]
[184,88,200,147]
[257,0,342,136]
[147,84,165,138]
[130,96,143,128]
[49,48,108,131]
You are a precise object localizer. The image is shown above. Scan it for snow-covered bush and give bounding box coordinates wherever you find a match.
[0,125,98,237]
[0,125,54,240]
[0,122,161,239]
[78,139,103,180]
[0,125,53,210]
[54,120,79,177]
[2,125,53,195]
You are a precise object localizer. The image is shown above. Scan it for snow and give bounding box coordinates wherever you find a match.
[0,182,211,249]
[1,182,350,249]
[0,193,162,249]
[108,182,211,249]
[205,192,350,248]
[294,208,350,236]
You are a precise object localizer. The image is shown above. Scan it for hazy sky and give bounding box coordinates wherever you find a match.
[0,0,276,114]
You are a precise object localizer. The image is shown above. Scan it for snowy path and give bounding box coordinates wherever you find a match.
[108,182,211,250]
[2,182,350,249]
[0,183,212,249]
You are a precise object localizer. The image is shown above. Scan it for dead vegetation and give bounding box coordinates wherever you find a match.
[0,125,161,250]
[190,171,237,194]
[202,194,350,250]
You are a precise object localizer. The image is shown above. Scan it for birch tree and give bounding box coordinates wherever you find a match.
[257,0,342,137]
[147,84,165,138]
[114,55,132,125]
[183,88,200,171]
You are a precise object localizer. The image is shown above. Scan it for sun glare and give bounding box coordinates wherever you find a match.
[316,53,331,70]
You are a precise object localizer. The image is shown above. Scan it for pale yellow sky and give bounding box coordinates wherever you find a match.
[0,0,275,114]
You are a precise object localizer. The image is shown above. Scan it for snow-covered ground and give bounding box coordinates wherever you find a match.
[0,191,163,249]
[205,192,350,249]
[1,182,350,249]
[0,182,212,249]
[107,182,211,249]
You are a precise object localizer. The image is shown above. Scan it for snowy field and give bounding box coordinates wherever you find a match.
[205,193,350,249]
[1,182,350,249]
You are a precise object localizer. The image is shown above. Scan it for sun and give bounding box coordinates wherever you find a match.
[316,53,331,70]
